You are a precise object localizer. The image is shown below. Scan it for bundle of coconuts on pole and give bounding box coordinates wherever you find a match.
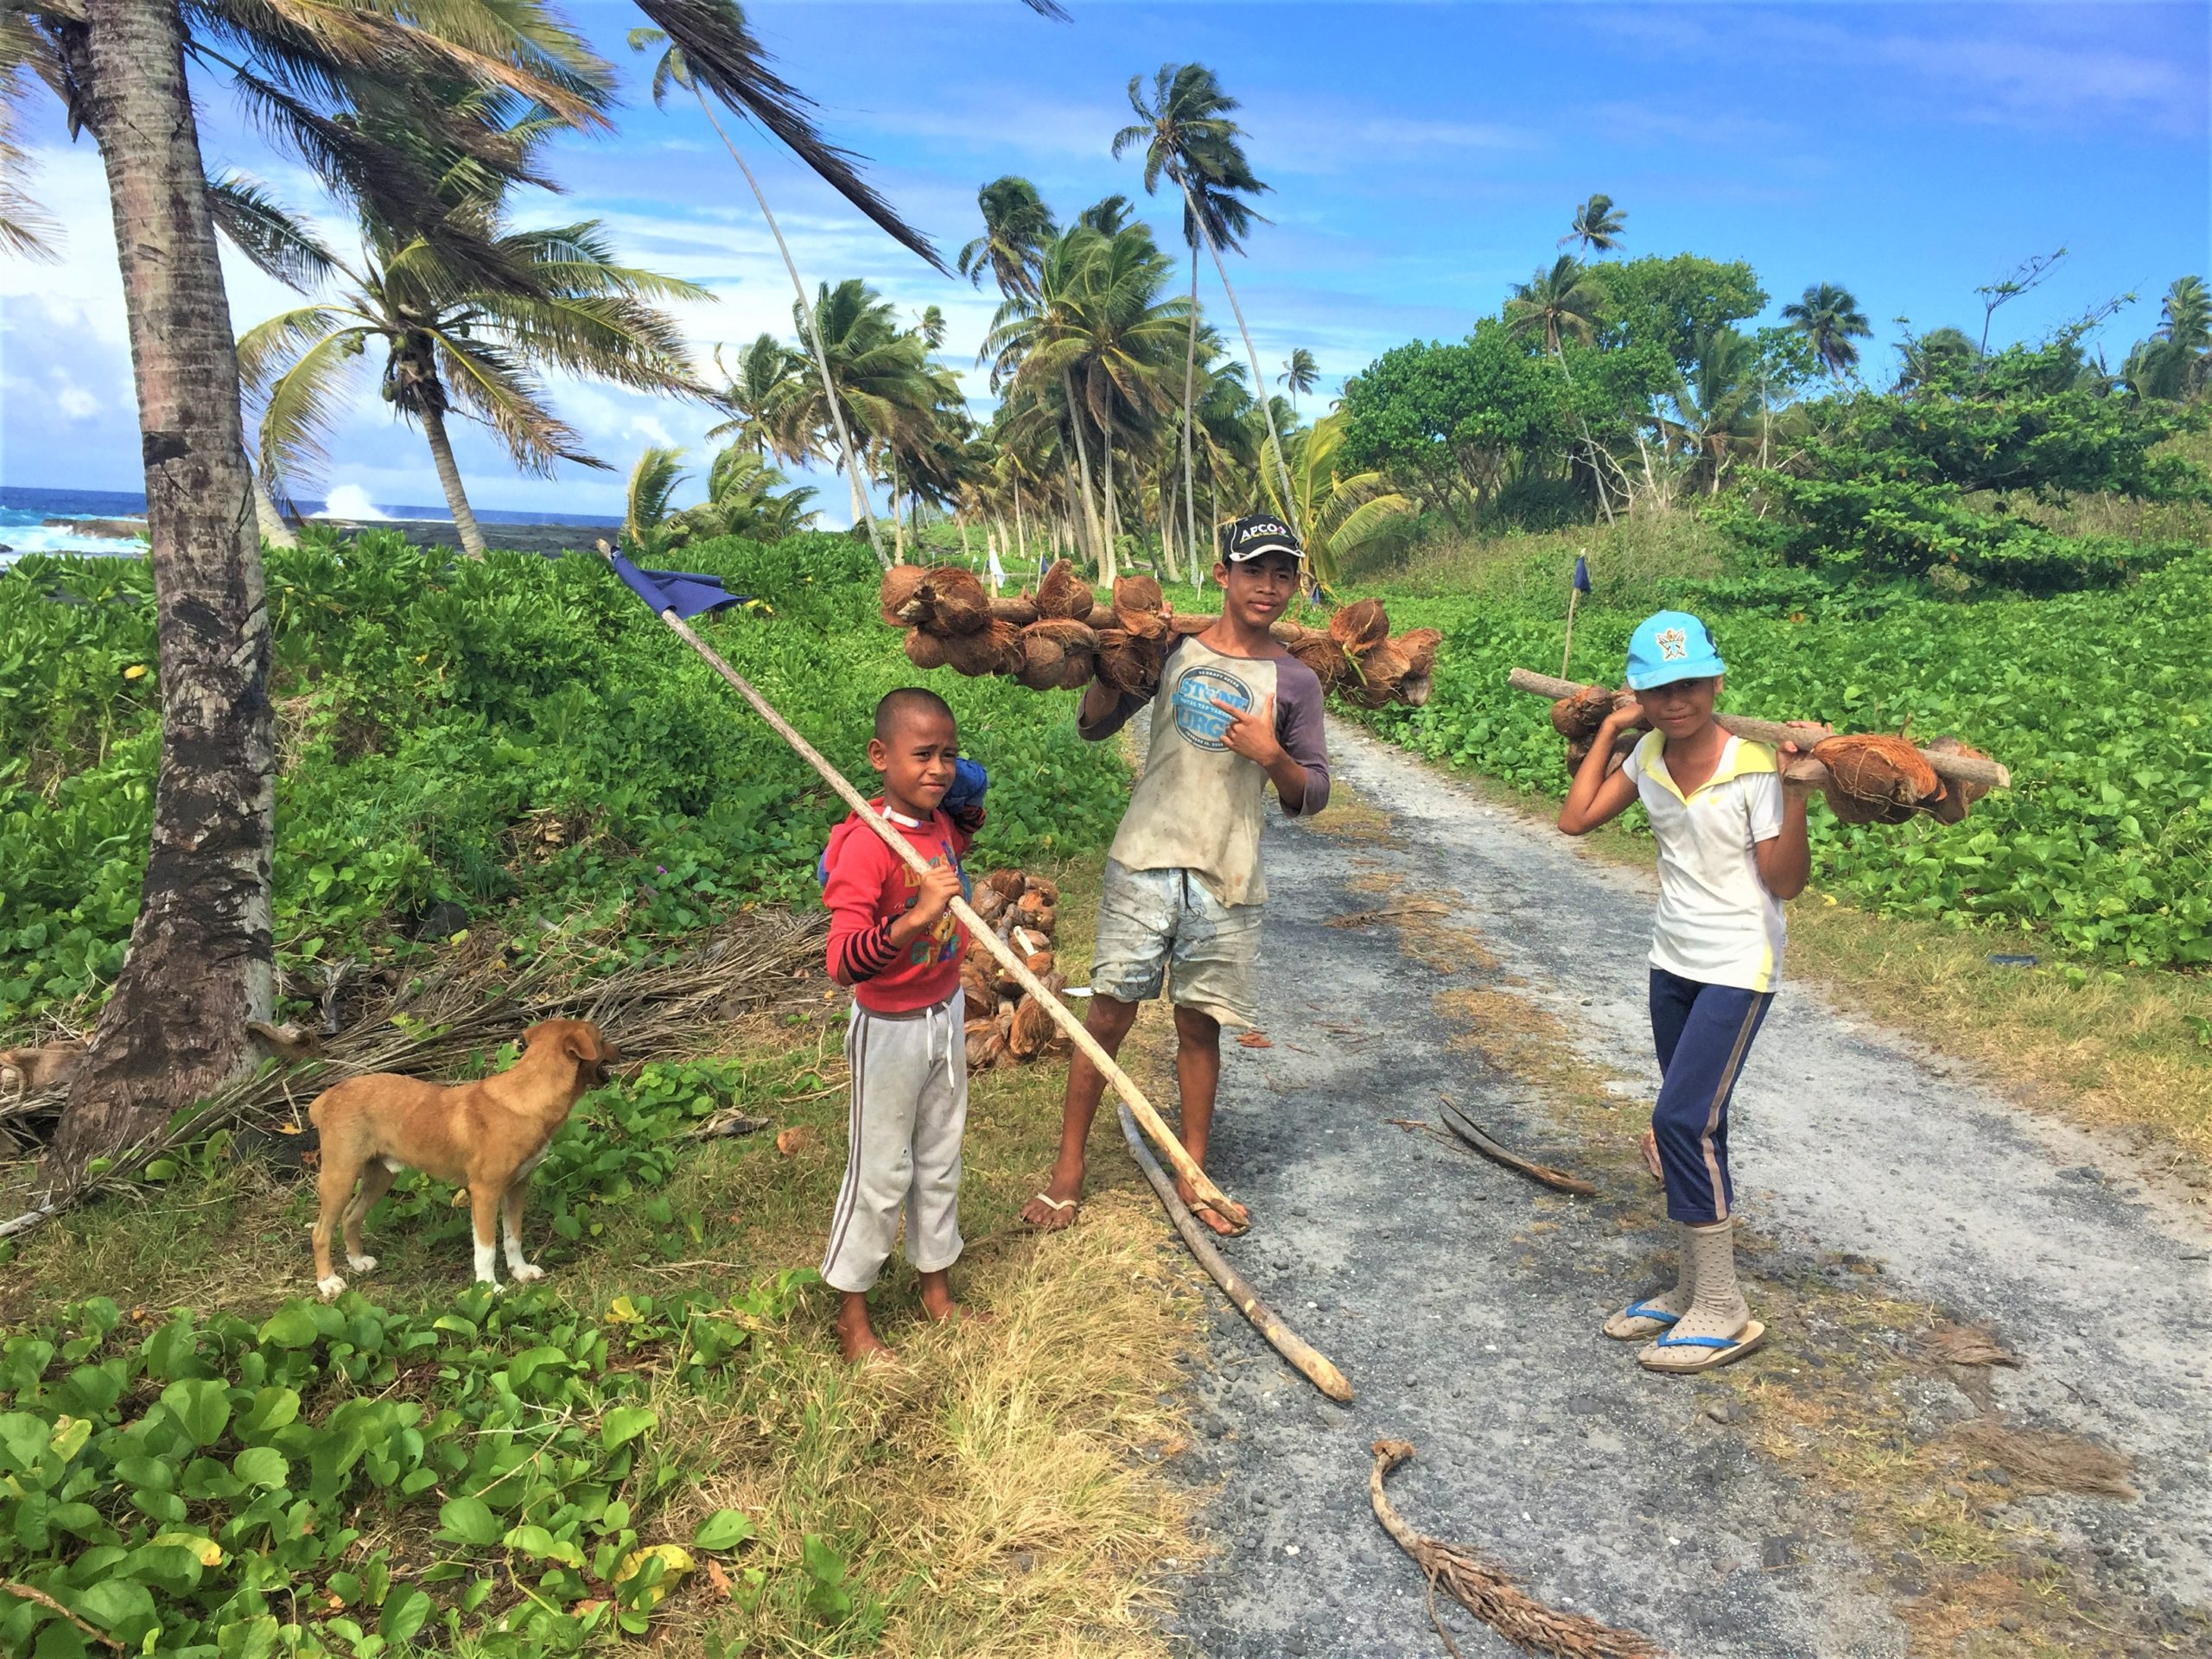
[958,868,1072,1071]
[1510,667,2012,825]
[884,561,1442,710]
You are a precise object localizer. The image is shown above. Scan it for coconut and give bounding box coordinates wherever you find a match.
[1025,950,1057,979]
[1027,616,1098,655]
[1096,627,1163,696]
[1023,875,1060,906]
[1340,638,1412,709]
[985,868,1026,900]
[995,1001,1017,1040]
[966,1019,1006,1071]
[1014,891,1056,935]
[1550,684,1617,741]
[1396,627,1442,680]
[969,883,1008,925]
[1055,652,1096,691]
[1397,671,1433,708]
[1328,598,1390,654]
[1008,978,1065,1059]
[1815,733,1938,826]
[1922,736,1992,824]
[941,617,1023,677]
[959,957,996,1014]
[1034,558,1093,620]
[908,629,957,672]
[1014,624,1069,690]
[920,564,993,635]
[1112,575,1169,640]
[880,565,928,628]
[1288,632,1350,692]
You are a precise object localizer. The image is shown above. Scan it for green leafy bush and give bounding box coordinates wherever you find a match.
[0,1279,797,1657]
[1354,550,2212,967]
[0,532,1128,1030]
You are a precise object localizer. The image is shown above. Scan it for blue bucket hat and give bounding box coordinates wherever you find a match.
[1624,611,1726,690]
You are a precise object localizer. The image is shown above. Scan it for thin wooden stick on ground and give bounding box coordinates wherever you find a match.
[1116,1103,1351,1402]
[1505,668,2011,792]
[1369,1440,1666,1659]
[616,556,1248,1233]
[1437,1096,1597,1198]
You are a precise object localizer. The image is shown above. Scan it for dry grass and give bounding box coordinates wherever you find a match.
[1948,1420,2139,1502]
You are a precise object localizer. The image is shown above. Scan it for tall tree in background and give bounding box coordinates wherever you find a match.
[712,333,801,456]
[1278,347,1318,410]
[35,0,611,1177]
[1116,60,1278,570]
[1505,255,1604,354]
[1782,282,1872,380]
[957,175,1058,301]
[1560,192,1625,255]
[245,207,709,558]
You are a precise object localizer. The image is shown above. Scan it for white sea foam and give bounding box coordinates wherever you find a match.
[314,484,389,521]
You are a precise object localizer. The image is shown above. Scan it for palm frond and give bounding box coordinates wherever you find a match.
[630,0,944,271]
[624,444,688,550]
[255,325,367,489]
[237,302,355,394]
[206,171,337,291]
[431,330,601,473]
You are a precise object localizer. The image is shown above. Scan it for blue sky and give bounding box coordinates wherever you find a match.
[3,1,2205,520]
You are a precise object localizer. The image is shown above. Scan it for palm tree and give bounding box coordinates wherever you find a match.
[625,442,818,552]
[23,0,613,1173]
[957,175,1057,301]
[1895,324,1980,391]
[1278,347,1319,410]
[2127,276,2212,401]
[2160,275,2211,351]
[1560,193,1624,255]
[1504,255,1603,353]
[1261,411,1414,589]
[1782,282,1872,379]
[244,197,710,559]
[710,333,800,457]
[915,302,948,350]
[1665,327,1761,493]
[1115,60,1279,572]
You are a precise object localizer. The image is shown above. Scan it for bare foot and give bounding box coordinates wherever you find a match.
[1020,1157,1084,1230]
[918,1269,994,1326]
[836,1293,893,1364]
[1175,1176,1243,1236]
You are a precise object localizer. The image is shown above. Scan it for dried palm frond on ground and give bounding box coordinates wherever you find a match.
[1922,1324,2022,1369]
[1369,1440,1666,1659]
[0,909,828,1236]
[1951,1418,2139,1500]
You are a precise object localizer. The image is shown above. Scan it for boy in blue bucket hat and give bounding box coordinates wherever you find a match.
[1557,611,1826,1374]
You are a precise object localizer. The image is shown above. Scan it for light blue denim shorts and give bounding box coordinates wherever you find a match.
[1089,860,1262,1028]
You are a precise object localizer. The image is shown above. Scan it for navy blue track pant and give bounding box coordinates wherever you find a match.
[1649,968,1774,1224]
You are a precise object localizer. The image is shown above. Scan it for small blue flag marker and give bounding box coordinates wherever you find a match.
[1563,551,1588,677]
[608,551,746,621]
[1573,555,1591,594]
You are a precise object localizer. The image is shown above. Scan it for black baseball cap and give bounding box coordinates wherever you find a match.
[1224,513,1305,563]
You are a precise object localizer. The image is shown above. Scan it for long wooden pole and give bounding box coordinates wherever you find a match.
[615,559,1246,1228]
[1506,668,2012,791]
[1117,1104,1347,1399]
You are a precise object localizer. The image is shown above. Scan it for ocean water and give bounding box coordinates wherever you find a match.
[0,485,620,563]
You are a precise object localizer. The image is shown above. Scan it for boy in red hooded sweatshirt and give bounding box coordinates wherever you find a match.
[818,687,988,1362]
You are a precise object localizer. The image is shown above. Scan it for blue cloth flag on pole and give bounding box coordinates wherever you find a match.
[609,551,746,621]
[1573,555,1591,594]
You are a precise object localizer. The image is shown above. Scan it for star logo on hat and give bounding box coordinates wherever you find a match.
[1656,626,1688,661]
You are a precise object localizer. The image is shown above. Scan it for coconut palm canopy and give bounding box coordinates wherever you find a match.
[1782,282,1873,378]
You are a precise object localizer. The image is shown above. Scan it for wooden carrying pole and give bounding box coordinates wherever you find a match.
[1117,1103,1351,1401]
[618,565,1248,1230]
[1505,668,2012,792]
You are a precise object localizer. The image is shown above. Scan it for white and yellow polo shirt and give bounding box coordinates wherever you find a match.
[1621,732,1787,993]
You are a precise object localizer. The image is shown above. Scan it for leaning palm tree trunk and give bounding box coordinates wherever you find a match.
[1180,180,1299,536]
[693,91,889,570]
[420,401,489,557]
[51,0,275,1175]
[249,462,296,550]
[1060,371,1109,576]
[1179,250,1200,579]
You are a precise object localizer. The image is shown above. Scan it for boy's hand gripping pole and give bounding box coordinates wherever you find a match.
[613,559,1249,1234]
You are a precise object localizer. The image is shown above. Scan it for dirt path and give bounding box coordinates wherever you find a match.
[1161,719,2210,1659]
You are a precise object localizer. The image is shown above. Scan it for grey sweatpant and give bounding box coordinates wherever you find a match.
[820,989,969,1294]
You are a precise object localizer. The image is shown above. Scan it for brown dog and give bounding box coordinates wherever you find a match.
[308,1018,617,1299]
[0,1039,90,1096]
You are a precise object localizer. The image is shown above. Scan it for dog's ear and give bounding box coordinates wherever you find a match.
[560,1027,594,1065]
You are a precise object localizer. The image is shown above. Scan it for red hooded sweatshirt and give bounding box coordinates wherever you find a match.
[820,800,981,1014]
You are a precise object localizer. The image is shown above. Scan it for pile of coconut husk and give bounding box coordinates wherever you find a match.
[958,868,1073,1071]
[1535,672,2003,825]
[883,562,1440,709]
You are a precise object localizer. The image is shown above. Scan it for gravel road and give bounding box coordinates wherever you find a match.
[1158,719,2210,1659]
